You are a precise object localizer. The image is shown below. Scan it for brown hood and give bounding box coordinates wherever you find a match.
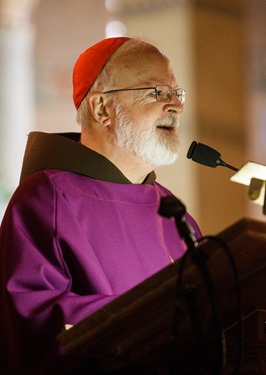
[20,132,156,184]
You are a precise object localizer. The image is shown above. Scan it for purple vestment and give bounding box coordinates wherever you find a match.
[0,132,201,374]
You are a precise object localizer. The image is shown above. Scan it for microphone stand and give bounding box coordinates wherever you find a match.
[159,196,224,375]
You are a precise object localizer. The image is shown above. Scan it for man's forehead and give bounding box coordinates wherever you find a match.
[114,55,177,87]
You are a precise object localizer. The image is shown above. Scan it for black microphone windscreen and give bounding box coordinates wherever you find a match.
[187,141,221,168]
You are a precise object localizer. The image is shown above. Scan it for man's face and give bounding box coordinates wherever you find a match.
[109,49,184,167]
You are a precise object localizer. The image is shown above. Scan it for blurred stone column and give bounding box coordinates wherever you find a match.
[0,0,39,216]
[244,0,266,219]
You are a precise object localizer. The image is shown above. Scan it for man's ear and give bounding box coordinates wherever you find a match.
[87,93,111,127]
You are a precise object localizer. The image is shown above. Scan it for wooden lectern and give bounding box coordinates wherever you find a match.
[59,218,266,374]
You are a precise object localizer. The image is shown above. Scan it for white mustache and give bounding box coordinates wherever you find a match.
[155,117,178,127]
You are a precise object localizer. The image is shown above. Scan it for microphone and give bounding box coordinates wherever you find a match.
[187,141,239,172]
[158,195,198,249]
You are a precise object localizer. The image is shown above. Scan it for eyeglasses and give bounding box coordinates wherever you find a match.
[102,85,186,104]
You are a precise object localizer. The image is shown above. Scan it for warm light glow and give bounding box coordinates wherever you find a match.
[231,161,266,206]
[105,19,127,37]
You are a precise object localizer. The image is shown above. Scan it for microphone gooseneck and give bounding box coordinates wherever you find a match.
[158,195,225,374]
[187,141,239,172]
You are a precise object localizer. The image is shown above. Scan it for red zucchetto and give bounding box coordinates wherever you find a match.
[72,37,129,110]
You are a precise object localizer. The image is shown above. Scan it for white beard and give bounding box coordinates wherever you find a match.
[112,103,179,167]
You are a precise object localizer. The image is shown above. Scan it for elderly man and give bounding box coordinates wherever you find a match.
[0,37,200,374]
